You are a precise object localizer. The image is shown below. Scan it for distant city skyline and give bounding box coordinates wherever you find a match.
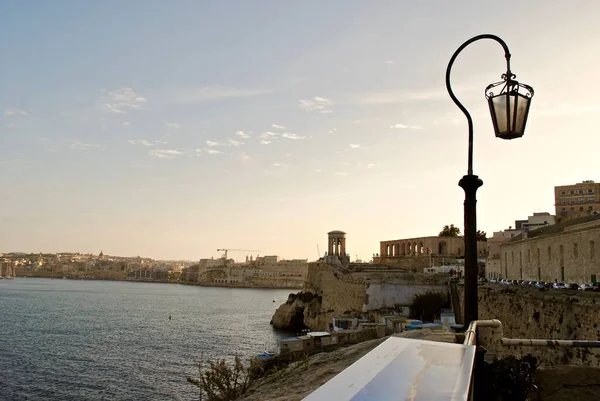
[2,1,599,260]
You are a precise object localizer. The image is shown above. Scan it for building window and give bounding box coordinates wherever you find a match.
[579,190,584,194]
[561,200,566,204]
[574,243,578,258]
[579,198,585,203]
[560,191,566,195]
[591,241,595,260]
[589,197,595,202]
[580,207,584,211]
[559,245,564,265]
[547,246,551,261]
[570,190,574,195]
[570,200,575,204]
[589,189,594,194]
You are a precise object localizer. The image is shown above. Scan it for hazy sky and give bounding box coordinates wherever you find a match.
[1,1,599,261]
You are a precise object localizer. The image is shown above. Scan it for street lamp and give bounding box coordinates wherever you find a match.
[445,34,534,328]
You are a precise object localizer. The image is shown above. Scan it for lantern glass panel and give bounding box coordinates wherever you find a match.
[514,93,530,135]
[491,94,509,135]
[489,92,527,140]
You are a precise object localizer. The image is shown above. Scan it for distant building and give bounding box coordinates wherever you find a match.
[498,214,600,283]
[555,180,600,222]
[485,227,523,279]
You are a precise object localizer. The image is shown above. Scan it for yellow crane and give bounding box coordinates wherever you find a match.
[217,248,260,260]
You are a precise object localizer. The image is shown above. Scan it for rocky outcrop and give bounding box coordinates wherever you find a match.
[270,292,322,332]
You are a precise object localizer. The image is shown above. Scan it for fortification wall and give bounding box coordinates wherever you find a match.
[303,263,367,330]
[365,282,447,310]
[459,284,600,366]
[302,263,450,329]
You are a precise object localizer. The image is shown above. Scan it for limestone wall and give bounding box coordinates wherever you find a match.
[364,282,447,310]
[459,284,600,366]
[303,263,367,330]
[499,219,600,283]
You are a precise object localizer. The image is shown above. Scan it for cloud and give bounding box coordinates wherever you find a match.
[358,162,376,169]
[123,122,131,126]
[259,131,278,139]
[272,124,286,130]
[314,169,322,173]
[327,128,337,134]
[163,85,272,103]
[334,172,348,176]
[272,162,290,167]
[102,87,147,113]
[154,140,168,144]
[348,143,361,149]
[204,148,223,154]
[206,140,219,147]
[281,133,305,140]
[165,122,181,129]
[260,140,272,145]
[298,96,332,113]
[148,149,183,159]
[228,139,244,146]
[69,142,101,150]
[389,123,424,130]
[128,139,153,147]
[386,60,395,64]
[4,108,28,117]
[236,130,251,139]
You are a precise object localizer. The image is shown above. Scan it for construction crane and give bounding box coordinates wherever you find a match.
[217,248,259,260]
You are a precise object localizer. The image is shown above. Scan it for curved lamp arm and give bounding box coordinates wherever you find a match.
[445,34,512,175]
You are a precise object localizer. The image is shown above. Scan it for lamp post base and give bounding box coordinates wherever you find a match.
[459,174,483,329]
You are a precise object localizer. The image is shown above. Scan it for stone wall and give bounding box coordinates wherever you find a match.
[301,263,450,330]
[303,262,367,330]
[364,282,447,310]
[499,217,599,283]
[459,284,600,366]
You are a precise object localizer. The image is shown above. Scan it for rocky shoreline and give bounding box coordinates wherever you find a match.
[270,291,322,332]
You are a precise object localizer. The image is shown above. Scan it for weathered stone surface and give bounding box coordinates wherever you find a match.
[534,366,600,401]
[270,292,322,332]
[239,331,458,401]
[460,285,600,366]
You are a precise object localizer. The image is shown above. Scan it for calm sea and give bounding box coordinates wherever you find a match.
[0,278,294,400]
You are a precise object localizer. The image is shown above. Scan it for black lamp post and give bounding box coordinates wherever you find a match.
[445,34,534,329]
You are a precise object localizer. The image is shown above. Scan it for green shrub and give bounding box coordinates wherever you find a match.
[409,291,449,322]
[187,356,260,401]
[482,354,537,401]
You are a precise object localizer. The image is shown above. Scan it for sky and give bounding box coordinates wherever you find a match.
[1,1,599,262]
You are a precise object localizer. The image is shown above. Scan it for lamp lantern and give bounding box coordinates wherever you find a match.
[486,75,534,140]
